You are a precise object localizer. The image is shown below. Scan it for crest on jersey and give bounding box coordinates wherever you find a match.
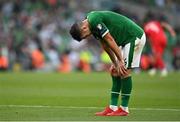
[97,24,102,30]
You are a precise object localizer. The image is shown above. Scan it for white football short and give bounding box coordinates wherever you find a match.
[120,33,146,68]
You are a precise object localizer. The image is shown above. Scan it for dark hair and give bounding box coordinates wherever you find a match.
[69,22,82,42]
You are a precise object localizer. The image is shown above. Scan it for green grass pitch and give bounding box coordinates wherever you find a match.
[0,72,180,121]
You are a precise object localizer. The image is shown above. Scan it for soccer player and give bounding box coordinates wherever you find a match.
[70,11,146,116]
[144,17,176,76]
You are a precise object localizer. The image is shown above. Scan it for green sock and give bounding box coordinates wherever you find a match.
[121,76,132,107]
[110,76,121,106]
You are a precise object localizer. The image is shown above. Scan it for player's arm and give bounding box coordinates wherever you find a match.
[161,22,176,37]
[103,32,128,76]
[87,15,127,75]
[101,41,118,67]
[101,41,121,76]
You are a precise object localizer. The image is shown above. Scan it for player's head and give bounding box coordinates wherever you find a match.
[70,20,91,42]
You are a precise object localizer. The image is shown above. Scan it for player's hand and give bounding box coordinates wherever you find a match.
[109,64,119,76]
[118,61,128,76]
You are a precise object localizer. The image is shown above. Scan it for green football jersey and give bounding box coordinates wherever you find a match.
[87,11,144,46]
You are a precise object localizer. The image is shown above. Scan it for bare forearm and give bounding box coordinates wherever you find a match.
[161,22,176,37]
[102,33,128,76]
[104,33,123,62]
[103,46,118,66]
[109,41,123,62]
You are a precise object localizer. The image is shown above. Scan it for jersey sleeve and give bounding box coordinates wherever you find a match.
[87,12,109,39]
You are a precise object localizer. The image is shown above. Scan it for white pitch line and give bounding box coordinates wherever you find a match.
[0,105,180,112]
[0,105,101,109]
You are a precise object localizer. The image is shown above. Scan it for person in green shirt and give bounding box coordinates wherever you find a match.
[70,11,146,116]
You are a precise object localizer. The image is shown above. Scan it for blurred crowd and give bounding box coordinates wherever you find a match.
[0,0,180,73]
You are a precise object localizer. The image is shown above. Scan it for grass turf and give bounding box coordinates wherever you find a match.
[0,72,180,121]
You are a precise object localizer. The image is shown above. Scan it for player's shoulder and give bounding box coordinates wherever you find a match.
[87,10,116,15]
[87,11,103,24]
[87,11,100,18]
[87,11,115,21]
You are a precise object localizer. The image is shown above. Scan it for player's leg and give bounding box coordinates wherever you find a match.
[108,34,146,116]
[107,70,132,116]
[149,45,158,76]
[107,42,133,116]
[95,65,121,116]
[155,51,165,70]
[151,39,167,76]
[110,66,121,110]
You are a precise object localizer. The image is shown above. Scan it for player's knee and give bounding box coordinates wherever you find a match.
[121,69,131,78]
[110,71,119,77]
[110,65,119,76]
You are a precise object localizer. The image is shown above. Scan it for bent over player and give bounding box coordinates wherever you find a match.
[144,19,176,76]
[70,11,146,116]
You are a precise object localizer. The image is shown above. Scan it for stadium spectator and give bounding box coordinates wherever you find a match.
[78,50,92,73]
[0,47,8,71]
[58,50,71,73]
[31,48,45,70]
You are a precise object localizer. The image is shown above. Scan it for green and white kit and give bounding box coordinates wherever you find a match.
[87,11,146,68]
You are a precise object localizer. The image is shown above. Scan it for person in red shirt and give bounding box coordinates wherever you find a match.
[144,12,176,76]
